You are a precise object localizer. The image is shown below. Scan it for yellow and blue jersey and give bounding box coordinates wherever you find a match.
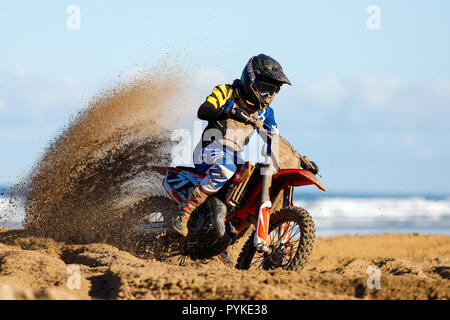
[198,81,279,147]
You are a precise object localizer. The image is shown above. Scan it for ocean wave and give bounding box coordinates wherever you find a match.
[0,196,25,228]
[3,195,450,232]
[295,196,450,229]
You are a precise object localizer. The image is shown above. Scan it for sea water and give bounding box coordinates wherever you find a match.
[295,192,450,236]
[1,187,449,236]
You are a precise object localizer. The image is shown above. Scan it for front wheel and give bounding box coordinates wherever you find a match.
[236,206,315,271]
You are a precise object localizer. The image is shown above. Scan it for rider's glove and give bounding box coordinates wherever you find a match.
[228,107,252,124]
[309,161,319,175]
[301,158,319,175]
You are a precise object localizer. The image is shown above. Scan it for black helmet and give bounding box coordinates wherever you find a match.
[239,54,291,110]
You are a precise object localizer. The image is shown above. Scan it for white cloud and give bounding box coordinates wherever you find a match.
[278,75,450,132]
[0,98,6,112]
[292,76,349,108]
[14,65,26,78]
[192,69,230,91]
[0,126,56,141]
[350,76,406,109]
[0,68,84,122]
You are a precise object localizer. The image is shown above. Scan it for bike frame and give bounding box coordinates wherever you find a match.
[159,159,325,249]
[225,167,325,241]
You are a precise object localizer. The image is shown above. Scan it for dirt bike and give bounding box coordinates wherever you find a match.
[140,115,325,270]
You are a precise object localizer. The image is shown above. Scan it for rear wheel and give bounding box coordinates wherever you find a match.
[236,206,315,270]
[185,206,232,260]
[188,229,231,260]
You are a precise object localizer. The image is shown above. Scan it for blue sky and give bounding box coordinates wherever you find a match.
[0,1,449,194]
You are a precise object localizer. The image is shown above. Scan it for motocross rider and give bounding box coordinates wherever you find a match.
[172,54,318,237]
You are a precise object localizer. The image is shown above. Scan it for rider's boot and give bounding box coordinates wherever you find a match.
[172,184,209,237]
[219,247,234,267]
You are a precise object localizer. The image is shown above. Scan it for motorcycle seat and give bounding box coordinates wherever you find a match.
[175,166,201,174]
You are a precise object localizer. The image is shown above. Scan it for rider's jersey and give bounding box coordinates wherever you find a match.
[198,80,278,153]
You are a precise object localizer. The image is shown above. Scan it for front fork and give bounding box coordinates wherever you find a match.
[253,156,273,254]
[253,163,294,253]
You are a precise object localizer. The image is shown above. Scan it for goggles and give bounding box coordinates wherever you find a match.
[253,80,280,96]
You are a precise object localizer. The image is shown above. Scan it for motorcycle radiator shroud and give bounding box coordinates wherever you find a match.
[162,162,256,208]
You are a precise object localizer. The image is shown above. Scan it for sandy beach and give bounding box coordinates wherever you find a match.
[0,227,448,300]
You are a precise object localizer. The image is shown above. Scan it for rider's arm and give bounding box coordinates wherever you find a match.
[197,85,234,121]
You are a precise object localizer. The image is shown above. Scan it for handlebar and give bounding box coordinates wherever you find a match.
[230,107,271,133]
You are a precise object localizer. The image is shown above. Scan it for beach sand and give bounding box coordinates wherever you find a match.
[0,227,448,300]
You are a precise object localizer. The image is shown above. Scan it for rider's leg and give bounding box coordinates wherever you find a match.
[172,183,210,236]
[172,144,237,236]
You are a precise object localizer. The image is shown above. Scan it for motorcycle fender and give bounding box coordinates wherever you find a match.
[272,169,326,192]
